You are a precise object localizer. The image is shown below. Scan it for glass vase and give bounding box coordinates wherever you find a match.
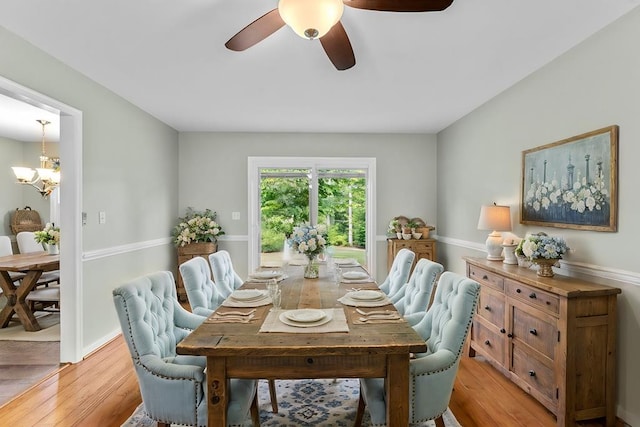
[304,255,319,279]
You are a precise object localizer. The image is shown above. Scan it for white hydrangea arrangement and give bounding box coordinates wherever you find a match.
[34,223,60,245]
[287,223,327,258]
[173,207,224,247]
[519,234,569,261]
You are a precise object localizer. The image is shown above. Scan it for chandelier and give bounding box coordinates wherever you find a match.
[12,119,60,198]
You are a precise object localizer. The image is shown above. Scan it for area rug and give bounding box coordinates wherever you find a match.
[123,378,461,426]
[0,312,60,341]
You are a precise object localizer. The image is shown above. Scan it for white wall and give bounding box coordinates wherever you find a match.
[0,25,180,353]
[178,132,438,281]
[436,8,640,425]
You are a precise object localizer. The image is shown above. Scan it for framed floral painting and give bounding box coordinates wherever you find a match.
[520,125,618,231]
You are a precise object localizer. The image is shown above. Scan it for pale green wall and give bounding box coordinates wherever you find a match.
[0,136,24,235]
[0,25,180,351]
[0,138,52,238]
[436,8,640,425]
[178,132,438,281]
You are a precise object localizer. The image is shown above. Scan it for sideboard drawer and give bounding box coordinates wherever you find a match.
[478,287,505,328]
[512,344,555,401]
[468,265,504,291]
[471,320,505,365]
[505,279,559,315]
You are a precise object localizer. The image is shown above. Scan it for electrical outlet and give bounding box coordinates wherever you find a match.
[82,212,87,225]
[99,211,106,224]
[232,212,240,220]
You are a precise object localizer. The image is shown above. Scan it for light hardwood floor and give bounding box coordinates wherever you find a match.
[0,340,60,407]
[0,333,625,426]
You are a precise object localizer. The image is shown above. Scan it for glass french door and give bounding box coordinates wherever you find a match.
[248,157,376,273]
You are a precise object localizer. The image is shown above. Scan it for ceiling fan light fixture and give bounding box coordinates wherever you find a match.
[278,0,344,40]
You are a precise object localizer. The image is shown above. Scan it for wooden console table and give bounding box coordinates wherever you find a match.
[464,257,621,427]
[387,238,436,272]
[176,242,217,301]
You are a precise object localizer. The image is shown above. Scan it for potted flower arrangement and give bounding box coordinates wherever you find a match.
[34,223,61,255]
[173,207,224,247]
[519,233,569,277]
[388,219,402,239]
[287,223,327,278]
[173,208,224,301]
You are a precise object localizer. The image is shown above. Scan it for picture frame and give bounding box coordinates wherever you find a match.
[520,125,618,231]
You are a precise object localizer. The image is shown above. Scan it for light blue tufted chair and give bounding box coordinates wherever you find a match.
[391,258,444,326]
[378,248,415,299]
[209,250,244,298]
[112,271,259,427]
[355,271,480,427]
[180,257,226,317]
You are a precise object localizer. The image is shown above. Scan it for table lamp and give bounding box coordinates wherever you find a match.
[477,203,512,260]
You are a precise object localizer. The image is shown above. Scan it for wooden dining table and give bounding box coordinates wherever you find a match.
[0,251,60,331]
[177,263,427,427]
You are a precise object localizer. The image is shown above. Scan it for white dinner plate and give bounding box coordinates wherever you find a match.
[283,309,326,323]
[348,290,385,301]
[279,311,333,328]
[250,271,282,279]
[230,289,265,301]
[342,271,369,280]
[334,258,358,266]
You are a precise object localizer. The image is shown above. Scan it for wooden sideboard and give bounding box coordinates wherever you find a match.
[464,257,621,427]
[387,238,436,272]
[176,242,217,302]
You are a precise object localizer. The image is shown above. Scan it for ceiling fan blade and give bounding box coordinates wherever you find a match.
[343,0,454,12]
[320,21,355,71]
[225,9,285,51]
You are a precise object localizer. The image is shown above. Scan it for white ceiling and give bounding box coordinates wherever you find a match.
[0,0,639,137]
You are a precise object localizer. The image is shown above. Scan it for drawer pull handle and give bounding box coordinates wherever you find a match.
[529,370,536,377]
[529,328,538,336]
[529,293,537,299]
[507,333,513,338]
[482,275,488,280]
[500,328,506,334]
[516,288,522,293]
[484,340,491,346]
[484,305,491,311]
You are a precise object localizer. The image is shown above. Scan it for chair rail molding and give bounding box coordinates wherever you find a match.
[82,237,172,261]
[438,234,640,287]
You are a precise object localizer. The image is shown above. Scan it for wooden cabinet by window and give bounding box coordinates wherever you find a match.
[465,257,621,427]
[387,238,436,272]
[176,242,217,302]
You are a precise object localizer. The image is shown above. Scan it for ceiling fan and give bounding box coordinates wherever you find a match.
[225,0,454,71]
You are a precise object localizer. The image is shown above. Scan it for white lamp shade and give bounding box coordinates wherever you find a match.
[278,0,344,39]
[36,167,56,182]
[477,205,512,232]
[12,167,36,182]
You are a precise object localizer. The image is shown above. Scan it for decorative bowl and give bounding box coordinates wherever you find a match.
[412,233,422,239]
[402,233,412,240]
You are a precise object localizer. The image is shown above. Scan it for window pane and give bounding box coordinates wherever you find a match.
[259,169,310,266]
[318,173,367,268]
